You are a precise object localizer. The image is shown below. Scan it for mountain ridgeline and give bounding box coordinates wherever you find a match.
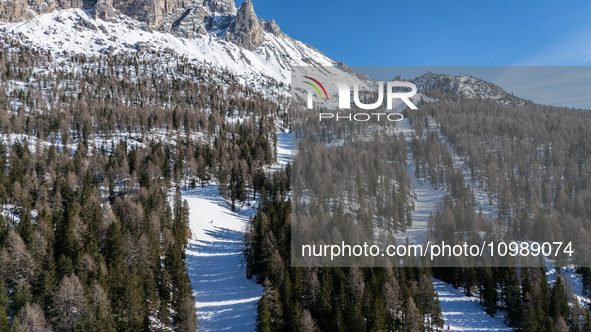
[0,0,278,50]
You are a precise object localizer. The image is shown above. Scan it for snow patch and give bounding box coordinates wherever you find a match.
[434,279,513,331]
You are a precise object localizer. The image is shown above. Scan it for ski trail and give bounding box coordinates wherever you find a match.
[392,116,497,245]
[394,118,446,246]
[275,132,292,170]
[433,279,513,331]
[426,116,497,216]
[183,131,291,331]
[396,117,512,331]
[184,185,262,332]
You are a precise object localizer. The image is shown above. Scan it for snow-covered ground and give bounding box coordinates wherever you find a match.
[274,131,291,170]
[394,118,446,246]
[547,267,590,308]
[183,130,292,331]
[433,279,513,331]
[392,115,497,246]
[184,185,262,332]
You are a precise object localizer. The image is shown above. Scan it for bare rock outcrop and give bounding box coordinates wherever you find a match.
[209,0,234,14]
[170,6,209,38]
[112,0,184,26]
[0,0,35,22]
[93,1,117,21]
[261,18,282,36]
[3,0,271,54]
[224,0,262,51]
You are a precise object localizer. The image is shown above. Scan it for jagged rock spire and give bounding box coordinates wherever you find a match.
[224,0,263,51]
[262,19,282,36]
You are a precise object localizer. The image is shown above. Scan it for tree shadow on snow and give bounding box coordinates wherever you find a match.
[186,227,262,332]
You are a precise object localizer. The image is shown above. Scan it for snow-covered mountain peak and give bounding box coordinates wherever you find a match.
[413,72,527,107]
[0,7,344,94]
[0,0,385,104]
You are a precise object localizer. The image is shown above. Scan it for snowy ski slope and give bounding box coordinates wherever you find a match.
[395,114,512,331]
[184,185,262,332]
[183,127,513,331]
[182,131,291,331]
[434,279,513,331]
[394,118,446,246]
[393,115,497,246]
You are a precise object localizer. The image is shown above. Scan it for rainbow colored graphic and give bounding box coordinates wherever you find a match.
[303,76,328,100]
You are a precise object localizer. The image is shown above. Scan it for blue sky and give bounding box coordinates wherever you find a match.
[239,1,591,108]
[238,0,591,66]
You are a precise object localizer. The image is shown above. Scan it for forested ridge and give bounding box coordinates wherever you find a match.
[405,90,591,331]
[245,191,445,331]
[0,35,282,331]
[241,83,591,331]
[409,97,591,255]
[245,107,444,329]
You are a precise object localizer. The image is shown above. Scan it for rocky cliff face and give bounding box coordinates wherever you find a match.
[158,0,235,39]
[112,0,186,26]
[0,0,276,52]
[223,0,262,51]
[209,0,234,15]
[0,0,110,22]
[163,5,210,38]
[261,19,282,36]
[0,0,35,22]
[94,1,117,20]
